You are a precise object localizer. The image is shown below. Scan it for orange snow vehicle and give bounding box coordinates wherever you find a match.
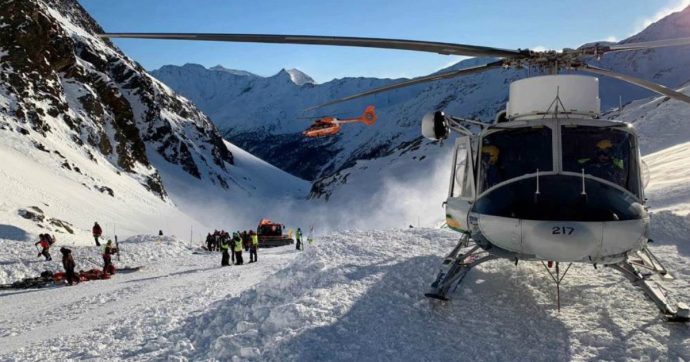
[257,218,294,247]
[303,105,377,138]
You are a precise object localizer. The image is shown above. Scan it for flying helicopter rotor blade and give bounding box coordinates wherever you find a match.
[605,36,690,52]
[100,33,527,58]
[579,64,690,105]
[305,60,505,111]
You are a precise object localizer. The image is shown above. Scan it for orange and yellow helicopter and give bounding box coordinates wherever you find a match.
[302,105,377,138]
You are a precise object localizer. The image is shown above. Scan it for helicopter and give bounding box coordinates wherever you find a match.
[302,105,377,138]
[100,32,690,321]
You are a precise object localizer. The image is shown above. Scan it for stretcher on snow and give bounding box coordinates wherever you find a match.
[0,267,142,290]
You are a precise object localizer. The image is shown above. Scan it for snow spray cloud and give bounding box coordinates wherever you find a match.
[165,142,454,239]
[298,145,455,233]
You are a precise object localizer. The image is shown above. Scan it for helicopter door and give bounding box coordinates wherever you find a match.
[445,136,476,232]
[449,136,476,200]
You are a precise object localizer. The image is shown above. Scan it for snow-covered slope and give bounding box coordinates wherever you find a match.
[0,0,235,197]
[2,225,688,360]
[151,59,525,181]
[150,6,690,186]
[604,82,690,217]
[0,0,309,242]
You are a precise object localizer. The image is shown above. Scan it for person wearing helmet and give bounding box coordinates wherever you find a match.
[579,139,625,186]
[481,144,503,190]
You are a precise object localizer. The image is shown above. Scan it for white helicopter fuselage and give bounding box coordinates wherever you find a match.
[441,75,649,264]
[447,197,648,264]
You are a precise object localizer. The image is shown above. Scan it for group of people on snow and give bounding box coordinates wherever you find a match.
[31,218,313,286]
[207,229,259,266]
[33,221,118,286]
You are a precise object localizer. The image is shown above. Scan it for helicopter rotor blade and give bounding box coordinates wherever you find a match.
[305,60,505,111]
[100,33,527,58]
[579,64,690,105]
[605,36,690,53]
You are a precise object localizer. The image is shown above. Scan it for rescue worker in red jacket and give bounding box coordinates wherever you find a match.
[92,222,102,246]
[102,240,118,274]
[35,234,52,261]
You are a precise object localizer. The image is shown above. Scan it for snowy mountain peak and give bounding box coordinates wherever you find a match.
[624,4,690,42]
[209,65,258,78]
[281,68,316,85]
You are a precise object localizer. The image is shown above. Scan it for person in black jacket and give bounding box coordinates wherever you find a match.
[206,233,213,251]
[60,247,79,285]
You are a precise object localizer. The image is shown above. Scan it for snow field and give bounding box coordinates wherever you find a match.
[0,234,187,285]
[145,227,689,361]
[0,236,298,360]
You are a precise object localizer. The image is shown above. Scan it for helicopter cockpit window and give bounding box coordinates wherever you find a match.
[561,125,640,195]
[479,127,553,192]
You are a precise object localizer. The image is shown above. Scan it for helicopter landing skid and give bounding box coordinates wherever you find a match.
[608,247,689,322]
[425,234,497,300]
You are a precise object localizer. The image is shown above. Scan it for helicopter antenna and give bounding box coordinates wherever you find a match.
[542,86,570,119]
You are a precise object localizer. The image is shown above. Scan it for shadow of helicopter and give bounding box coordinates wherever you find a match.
[146,255,571,361]
[262,256,572,361]
[590,309,690,361]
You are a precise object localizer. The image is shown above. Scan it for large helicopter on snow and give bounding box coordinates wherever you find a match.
[101,31,690,321]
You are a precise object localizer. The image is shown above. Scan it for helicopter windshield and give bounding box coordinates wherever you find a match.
[479,126,553,192]
[561,125,640,195]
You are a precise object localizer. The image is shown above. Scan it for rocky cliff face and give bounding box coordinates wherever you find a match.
[0,0,235,199]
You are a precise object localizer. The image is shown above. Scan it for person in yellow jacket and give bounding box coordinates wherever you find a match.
[249,230,259,263]
[233,232,244,265]
[220,237,230,267]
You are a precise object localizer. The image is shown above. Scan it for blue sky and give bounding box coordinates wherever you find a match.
[79,0,690,83]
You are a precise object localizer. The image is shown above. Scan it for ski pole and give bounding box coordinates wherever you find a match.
[115,235,120,261]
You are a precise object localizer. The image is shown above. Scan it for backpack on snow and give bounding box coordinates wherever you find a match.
[46,234,56,245]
